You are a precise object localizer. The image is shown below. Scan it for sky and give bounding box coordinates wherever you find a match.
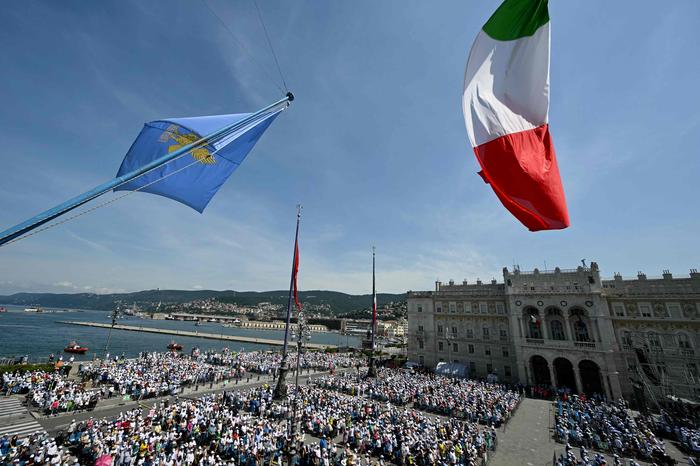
[0,0,699,295]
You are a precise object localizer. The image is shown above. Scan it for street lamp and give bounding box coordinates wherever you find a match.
[289,311,312,439]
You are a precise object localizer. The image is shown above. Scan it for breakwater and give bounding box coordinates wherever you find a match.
[59,321,335,349]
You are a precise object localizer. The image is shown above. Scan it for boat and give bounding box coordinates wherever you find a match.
[64,341,88,354]
[0,307,6,313]
[167,341,183,351]
[24,307,43,313]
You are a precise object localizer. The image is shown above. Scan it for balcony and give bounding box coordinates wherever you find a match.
[525,338,544,345]
[574,341,597,349]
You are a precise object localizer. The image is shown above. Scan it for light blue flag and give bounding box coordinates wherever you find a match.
[115,111,280,212]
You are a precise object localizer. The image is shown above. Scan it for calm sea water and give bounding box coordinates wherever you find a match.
[0,306,358,362]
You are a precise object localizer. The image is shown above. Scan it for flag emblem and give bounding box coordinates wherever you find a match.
[159,125,216,165]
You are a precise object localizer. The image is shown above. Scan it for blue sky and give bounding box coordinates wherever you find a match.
[0,0,699,295]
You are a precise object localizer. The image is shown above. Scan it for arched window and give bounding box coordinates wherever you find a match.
[528,320,542,339]
[647,332,662,350]
[550,320,566,340]
[677,333,692,349]
[574,320,590,342]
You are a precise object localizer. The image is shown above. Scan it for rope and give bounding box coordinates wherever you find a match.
[1,157,208,247]
[201,0,285,94]
[252,0,288,92]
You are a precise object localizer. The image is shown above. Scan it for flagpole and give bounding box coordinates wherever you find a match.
[274,203,301,400]
[0,92,294,247]
[367,246,378,378]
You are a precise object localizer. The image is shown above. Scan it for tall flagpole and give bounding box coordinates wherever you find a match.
[0,93,294,247]
[274,204,301,400]
[367,246,378,378]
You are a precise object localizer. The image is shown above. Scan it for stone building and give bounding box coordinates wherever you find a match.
[407,262,700,402]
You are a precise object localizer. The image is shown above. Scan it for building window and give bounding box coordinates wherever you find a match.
[528,320,542,339]
[485,346,491,356]
[486,363,493,374]
[500,328,508,340]
[438,341,444,352]
[453,343,459,352]
[550,320,566,340]
[418,325,424,332]
[622,331,632,348]
[466,328,474,339]
[436,304,442,313]
[483,327,490,340]
[648,332,662,351]
[468,344,474,354]
[678,333,692,349]
[640,304,652,317]
[464,302,472,314]
[469,361,476,374]
[418,340,424,349]
[451,326,458,335]
[574,320,590,342]
[667,303,681,318]
[502,347,509,357]
[504,365,511,377]
[419,355,424,365]
[449,303,456,313]
[417,305,423,313]
[496,302,505,314]
[613,303,625,317]
[479,303,488,314]
[437,325,443,335]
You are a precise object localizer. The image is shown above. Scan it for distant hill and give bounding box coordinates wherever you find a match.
[0,289,406,315]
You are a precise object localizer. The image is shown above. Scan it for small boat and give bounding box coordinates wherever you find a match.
[0,307,6,313]
[64,341,88,354]
[167,341,183,351]
[24,307,43,313]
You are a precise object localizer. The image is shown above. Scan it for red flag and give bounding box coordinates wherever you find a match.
[293,238,301,310]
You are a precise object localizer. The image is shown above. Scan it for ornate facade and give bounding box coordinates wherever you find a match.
[407,263,700,402]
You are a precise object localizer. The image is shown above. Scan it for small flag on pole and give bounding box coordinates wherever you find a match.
[293,236,301,310]
[462,0,569,231]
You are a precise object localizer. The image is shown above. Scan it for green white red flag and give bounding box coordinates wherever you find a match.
[462,0,569,231]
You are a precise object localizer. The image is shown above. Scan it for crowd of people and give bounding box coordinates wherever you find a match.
[653,405,700,459]
[313,369,520,427]
[554,395,675,465]
[78,351,241,400]
[2,369,98,415]
[0,357,514,466]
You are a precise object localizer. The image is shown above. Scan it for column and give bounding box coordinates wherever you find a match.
[573,365,583,394]
[541,316,549,340]
[563,315,572,341]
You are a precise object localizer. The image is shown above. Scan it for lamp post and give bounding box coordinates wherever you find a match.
[289,311,312,438]
[102,302,122,360]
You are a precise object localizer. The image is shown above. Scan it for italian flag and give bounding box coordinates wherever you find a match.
[462,0,569,231]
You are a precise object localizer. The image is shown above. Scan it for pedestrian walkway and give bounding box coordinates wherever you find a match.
[489,398,554,466]
[0,418,46,440]
[0,397,26,418]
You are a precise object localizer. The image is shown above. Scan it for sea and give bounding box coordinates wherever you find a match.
[0,305,359,362]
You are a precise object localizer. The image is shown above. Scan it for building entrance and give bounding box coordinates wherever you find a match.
[554,357,577,393]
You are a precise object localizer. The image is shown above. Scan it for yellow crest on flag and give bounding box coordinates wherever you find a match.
[159,124,216,165]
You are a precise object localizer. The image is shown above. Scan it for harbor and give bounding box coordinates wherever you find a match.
[58,321,335,349]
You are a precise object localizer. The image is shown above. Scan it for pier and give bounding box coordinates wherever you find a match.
[58,321,335,349]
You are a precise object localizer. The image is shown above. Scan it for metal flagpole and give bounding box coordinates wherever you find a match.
[274,204,301,399]
[367,246,378,378]
[0,93,294,247]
